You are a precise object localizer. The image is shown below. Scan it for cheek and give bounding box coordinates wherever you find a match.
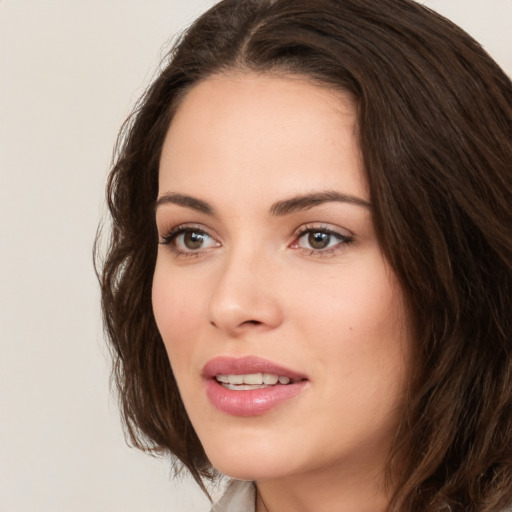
[336,277,411,404]
[293,261,406,338]
[288,258,411,384]
[342,281,406,341]
[151,261,204,367]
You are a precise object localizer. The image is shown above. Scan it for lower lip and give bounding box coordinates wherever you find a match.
[205,379,307,416]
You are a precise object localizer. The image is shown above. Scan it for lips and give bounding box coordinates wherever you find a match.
[202,356,308,416]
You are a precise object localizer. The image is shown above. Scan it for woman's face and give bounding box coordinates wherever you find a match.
[153,73,412,484]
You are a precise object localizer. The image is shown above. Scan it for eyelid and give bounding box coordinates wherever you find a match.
[158,223,208,243]
[157,221,353,259]
[290,222,353,240]
[158,223,221,257]
[289,223,354,256]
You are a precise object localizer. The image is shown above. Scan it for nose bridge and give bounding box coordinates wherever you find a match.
[208,240,282,334]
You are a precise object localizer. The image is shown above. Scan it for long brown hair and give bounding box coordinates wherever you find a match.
[96,0,512,509]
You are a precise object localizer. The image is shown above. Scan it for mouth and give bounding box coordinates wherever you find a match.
[215,372,298,390]
[202,356,308,416]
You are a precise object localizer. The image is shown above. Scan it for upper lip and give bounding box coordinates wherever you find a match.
[202,356,307,380]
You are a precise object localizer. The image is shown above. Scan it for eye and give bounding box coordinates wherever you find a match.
[159,225,220,256]
[291,225,353,257]
[301,231,334,250]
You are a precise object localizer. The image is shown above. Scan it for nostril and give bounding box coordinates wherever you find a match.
[245,320,262,326]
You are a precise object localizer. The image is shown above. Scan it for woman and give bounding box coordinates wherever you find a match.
[97,0,512,510]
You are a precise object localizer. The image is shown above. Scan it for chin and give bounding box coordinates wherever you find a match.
[203,440,293,482]
[213,461,288,482]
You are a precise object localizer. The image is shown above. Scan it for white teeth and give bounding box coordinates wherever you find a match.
[243,373,263,385]
[230,374,244,385]
[262,374,279,385]
[215,373,293,387]
[224,384,267,391]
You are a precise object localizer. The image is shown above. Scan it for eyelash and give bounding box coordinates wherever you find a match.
[290,224,354,258]
[158,223,354,259]
[159,224,219,258]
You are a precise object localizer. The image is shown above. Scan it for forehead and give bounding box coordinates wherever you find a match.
[158,72,368,204]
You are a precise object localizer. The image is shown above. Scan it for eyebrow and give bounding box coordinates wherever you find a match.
[155,190,371,216]
[270,191,372,215]
[155,193,214,215]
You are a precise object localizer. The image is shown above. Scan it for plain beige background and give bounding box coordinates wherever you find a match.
[0,1,510,511]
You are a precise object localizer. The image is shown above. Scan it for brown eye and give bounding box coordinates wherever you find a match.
[183,231,207,250]
[308,231,331,250]
[293,226,353,255]
[160,226,220,255]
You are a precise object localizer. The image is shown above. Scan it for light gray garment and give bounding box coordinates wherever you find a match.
[210,480,255,512]
[209,479,512,511]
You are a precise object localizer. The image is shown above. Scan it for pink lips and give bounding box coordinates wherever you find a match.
[202,356,308,417]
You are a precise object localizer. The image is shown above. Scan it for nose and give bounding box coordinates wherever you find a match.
[208,248,283,336]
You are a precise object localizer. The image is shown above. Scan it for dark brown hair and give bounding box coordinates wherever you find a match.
[96,0,512,510]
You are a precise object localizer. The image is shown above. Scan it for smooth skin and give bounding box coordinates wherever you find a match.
[153,73,413,512]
